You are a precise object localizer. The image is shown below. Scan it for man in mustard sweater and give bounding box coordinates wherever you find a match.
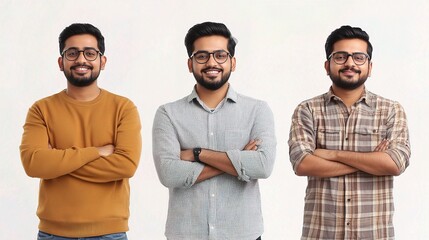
[20,23,141,239]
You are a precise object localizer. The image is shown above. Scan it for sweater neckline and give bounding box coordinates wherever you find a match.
[59,88,106,106]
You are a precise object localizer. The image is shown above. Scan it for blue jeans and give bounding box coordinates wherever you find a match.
[37,231,127,240]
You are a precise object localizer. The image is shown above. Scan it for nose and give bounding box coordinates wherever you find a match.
[344,54,355,66]
[205,53,218,65]
[75,51,87,63]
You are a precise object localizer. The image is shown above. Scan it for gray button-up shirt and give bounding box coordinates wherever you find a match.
[152,86,276,240]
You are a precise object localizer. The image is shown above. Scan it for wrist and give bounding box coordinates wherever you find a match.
[193,147,202,163]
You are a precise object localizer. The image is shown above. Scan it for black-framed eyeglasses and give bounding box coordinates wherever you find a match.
[328,51,370,66]
[190,50,232,64]
[61,47,103,61]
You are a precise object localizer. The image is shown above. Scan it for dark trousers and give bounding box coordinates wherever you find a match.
[256,237,262,240]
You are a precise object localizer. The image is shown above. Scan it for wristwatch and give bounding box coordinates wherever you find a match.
[193,147,202,163]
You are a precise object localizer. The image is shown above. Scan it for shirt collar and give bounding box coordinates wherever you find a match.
[186,84,238,103]
[325,87,374,108]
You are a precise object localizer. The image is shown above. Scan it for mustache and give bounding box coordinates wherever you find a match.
[71,64,93,70]
[339,67,361,74]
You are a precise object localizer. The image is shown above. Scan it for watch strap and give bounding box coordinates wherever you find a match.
[193,147,202,163]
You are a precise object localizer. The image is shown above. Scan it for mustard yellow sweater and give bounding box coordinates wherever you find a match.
[20,89,141,237]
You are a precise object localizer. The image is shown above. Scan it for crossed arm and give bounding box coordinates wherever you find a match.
[152,102,276,188]
[289,102,410,178]
[180,140,260,183]
[20,103,141,182]
[295,139,400,177]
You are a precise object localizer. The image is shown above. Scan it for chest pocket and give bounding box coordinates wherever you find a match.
[316,128,341,150]
[352,125,388,151]
[224,130,249,151]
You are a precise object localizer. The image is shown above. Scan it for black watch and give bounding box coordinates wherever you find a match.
[193,147,202,163]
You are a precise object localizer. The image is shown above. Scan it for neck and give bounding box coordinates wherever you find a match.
[331,84,365,107]
[66,81,101,102]
[195,83,229,108]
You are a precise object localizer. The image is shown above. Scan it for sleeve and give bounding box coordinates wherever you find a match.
[152,106,204,189]
[226,101,276,181]
[384,102,411,174]
[20,103,100,179]
[69,101,142,182]
[287,103,315,172]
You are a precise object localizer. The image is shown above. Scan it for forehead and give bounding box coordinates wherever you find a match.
[193,35,228,52]
[64,34,98,49]
[332,38,368,53]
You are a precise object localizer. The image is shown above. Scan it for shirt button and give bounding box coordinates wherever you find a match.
[210,226,215,230]
[209,132,214,136]
[211,194,215,197]
[347,222,350,226]
[347,198,351,202]
[345,137,349,141]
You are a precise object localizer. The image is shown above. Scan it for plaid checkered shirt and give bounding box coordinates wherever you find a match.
[288,88,410,240]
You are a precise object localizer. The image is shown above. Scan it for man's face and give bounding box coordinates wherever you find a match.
[188,35,236,91]
[58,34,106,87]
[325,38,372,90]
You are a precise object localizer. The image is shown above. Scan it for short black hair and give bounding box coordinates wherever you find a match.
[184,22,237,57]
[325,25,373,60]
[58,23,105,54]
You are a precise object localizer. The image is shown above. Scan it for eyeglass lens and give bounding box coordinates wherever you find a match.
[332,52,368,65]
[63,48,100,61]
[193,50,229,64]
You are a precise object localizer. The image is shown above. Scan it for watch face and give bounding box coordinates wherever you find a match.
[193,148,201,162]
[194,148,201,154]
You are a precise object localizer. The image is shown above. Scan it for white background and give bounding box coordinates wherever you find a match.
[1,1,428,239]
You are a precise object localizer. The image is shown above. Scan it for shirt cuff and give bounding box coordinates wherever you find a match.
[226,149,251,182]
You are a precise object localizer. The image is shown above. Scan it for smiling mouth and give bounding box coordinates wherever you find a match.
[203,68,222,77]
[71,65,92,74]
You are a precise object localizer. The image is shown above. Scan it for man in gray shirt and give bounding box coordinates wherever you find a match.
[152,22,276,240]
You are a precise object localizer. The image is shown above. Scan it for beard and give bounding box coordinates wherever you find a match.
[193,67,231,91]
[63,64,100,87]
[330,67,368,90]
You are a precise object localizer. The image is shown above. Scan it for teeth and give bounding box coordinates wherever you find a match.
[75,67,89,71]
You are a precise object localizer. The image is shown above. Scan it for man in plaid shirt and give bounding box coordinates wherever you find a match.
[288,25,411,240]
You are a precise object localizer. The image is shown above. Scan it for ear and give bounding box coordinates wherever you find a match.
[231,57,236,72]
[324,60,330,75]
[58,57,64,71]
[187,58,193,73]
[100,55,107,70]
[368,61,372,77]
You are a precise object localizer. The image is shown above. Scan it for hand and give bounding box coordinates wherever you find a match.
[374,139,389,152]
[97,144,115,157]
[243,139,262,151]
[180,149,194,162]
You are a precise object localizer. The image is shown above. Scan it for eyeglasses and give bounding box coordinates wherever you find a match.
[328,51,370,66]
[61,48,102,61]
[190,50,231,64]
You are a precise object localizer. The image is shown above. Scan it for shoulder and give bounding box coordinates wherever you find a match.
[101,89,137,108]
[157,95,189,111]
[295,92,327,109]
[235,92,271,108]
[32,91,64,108]
[366,90,405,111]
[102,89,132,102]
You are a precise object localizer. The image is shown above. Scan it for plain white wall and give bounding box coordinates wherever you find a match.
[1,1,428,239]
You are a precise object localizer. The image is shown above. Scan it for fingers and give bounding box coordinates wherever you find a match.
[243,140,256,150]
[243,139,262,151]
[374,139,389,152]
